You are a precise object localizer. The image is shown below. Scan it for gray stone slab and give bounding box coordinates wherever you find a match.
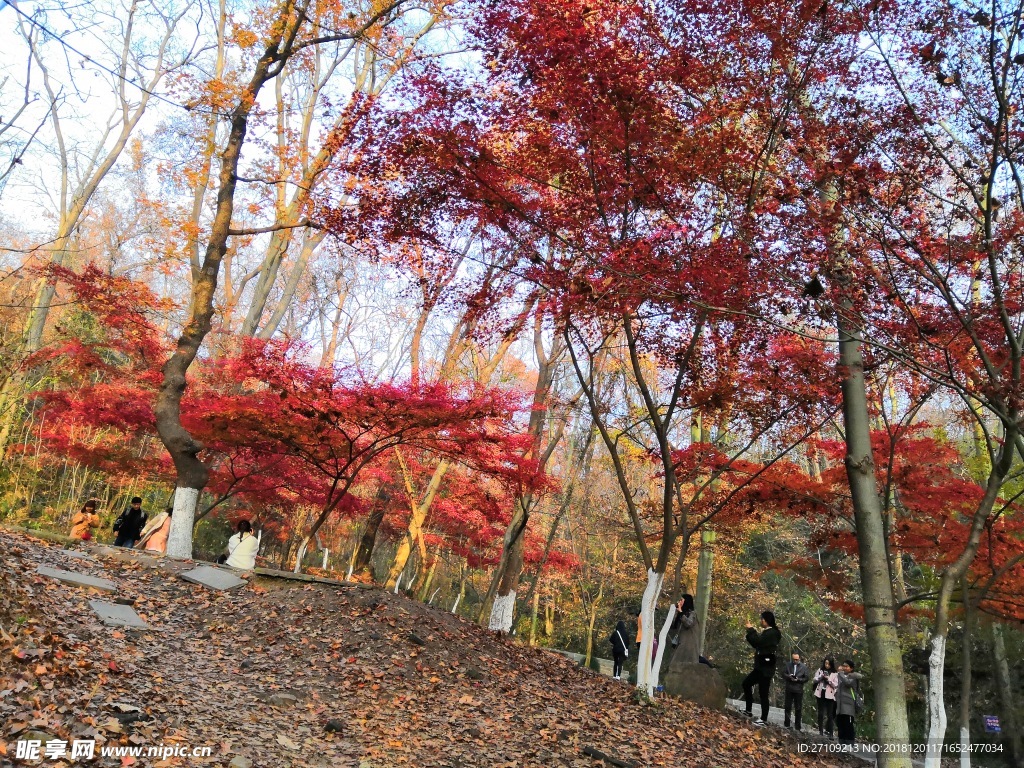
[88,599,149,629]
[180,564,247,591]
[36,564,116,592]
[58,549,98,562]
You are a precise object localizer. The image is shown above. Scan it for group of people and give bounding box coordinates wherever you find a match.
[68,497,259,569]
[608,594,710,680]
[70,497,170,552]
[610,605,864,746]
[738,611,863,744]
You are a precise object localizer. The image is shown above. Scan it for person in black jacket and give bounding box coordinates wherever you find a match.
[742,610,782,725]
[783,650,810,730]
[112,497,148,548]
[609,620,631,681]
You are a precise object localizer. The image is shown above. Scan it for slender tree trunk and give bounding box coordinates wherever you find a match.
[386,459,449,588]
[482,499,528,631]
[416,553,438,602]
[584,581,603,667]
[529,588,541,647]
[959,580,972,768]
[991,622,1023,766]
[650,602,677,694]
[156,30,290,558]
[451,569,466,614]
[695,529,715,657]
[925,437,1014,766]
[636,569,665,695]
[256,229,327,339]
[836,303,912,767]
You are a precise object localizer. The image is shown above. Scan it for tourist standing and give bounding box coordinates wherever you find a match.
[112,497,147,548]
[609,620,630,681]
[783,650,810,730]
[136,507,172,554]
[835,659,863,745]
[742,610,782,725]
[813,657,838,737]
[669,594,700,664]
[70,500,100,541]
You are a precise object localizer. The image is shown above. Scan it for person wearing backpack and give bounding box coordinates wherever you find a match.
[835,659,864,745]
[742,610,782,726]
[609,620,631,681]
[112,497,148,548]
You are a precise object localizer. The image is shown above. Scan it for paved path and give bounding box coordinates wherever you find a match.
[725,699,926,767]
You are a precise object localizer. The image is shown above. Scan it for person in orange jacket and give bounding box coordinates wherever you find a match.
[70,500,100,541]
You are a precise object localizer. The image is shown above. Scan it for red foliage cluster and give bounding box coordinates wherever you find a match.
[23,266,565,568]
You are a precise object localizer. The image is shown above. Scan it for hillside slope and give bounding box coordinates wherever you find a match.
[0,530,858,767]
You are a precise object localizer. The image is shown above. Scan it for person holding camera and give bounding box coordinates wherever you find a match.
[813,657,839,737]
[742,610,782,726]
[835,659,864,745]
[783,650,810,730]
[669,593,700,664]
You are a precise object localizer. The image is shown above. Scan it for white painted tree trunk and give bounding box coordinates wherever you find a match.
[165,487,199,559]
[428,587,441,605]
[925,634,947,768]
[488,591,516,633]
[394,571,403,594]
[650,603,677,692]
[346,562,354,581]
[293,536,310,573]
[321,548,329,570]
[451,593,462,613]
[959,726,970,768]
[635,569,664,695]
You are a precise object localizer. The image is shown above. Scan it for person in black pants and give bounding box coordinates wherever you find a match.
[783,650,810,730]
[112,497,148,548]
[608,620,630,681]
[742,610,782,725]
[835,659,863,745]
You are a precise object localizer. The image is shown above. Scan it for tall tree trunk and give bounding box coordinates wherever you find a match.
[415,553,438,602]
[836,301,912,767]
[990,622,1023,767]
[584,581,603,667]
[529,588,541,647]
[482,498,529,630]
[695,529,715,657]
[825,173,912,765]
[451,568,466,614]
[958,580,972,768]
[156,25,295,559]
[635,569,665,695]
[925,436,1015,767]
[484,318,568,632]
[386,457,449,588]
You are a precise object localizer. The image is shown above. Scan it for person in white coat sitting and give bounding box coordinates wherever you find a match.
[224,520,259,570]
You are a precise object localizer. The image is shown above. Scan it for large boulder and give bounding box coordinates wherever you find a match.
[662,662,728,710]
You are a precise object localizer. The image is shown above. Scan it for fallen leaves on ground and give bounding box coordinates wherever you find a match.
[0,531,863,767]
